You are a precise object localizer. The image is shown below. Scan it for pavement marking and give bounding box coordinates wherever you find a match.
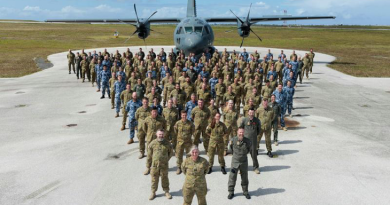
[24,180,61,200]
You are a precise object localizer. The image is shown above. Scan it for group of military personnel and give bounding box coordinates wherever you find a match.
[66,47,315,204]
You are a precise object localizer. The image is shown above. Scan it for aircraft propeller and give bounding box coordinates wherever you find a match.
[230,3,263,47]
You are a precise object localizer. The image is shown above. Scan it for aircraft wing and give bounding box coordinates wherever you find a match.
[205,15,335,23]
[45,18,181,24]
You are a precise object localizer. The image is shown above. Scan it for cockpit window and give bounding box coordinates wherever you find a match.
[194,26,203,34]
[204,26,210,34]
[185,27,193,33]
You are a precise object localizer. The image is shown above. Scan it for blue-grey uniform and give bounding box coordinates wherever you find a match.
[240,52,249,62]
[284,86,295,115]
[283,75,296,87]
[209,77,218,99]
[267,70,277,80]
[101,70,111,96]
[102,60,112,73]
[116,71,126,83]
[185,100,198,121]
[114,81,126,113]
[266,53,273,61]
[126,99,142,139]
[290,61,299,78]
[272,89,288,128]
[150,104,163,116]
[95,64,103,90]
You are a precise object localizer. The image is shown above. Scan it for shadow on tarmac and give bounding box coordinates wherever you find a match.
[274,150,299,156]
[246,187,286,197]
[260,165,291,172]
[278,140,302,144]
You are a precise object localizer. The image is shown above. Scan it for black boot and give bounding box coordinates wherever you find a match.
[221,166,227,175]
[100,95,105,99]
[207,167,212,174]
[227,192,234,199]
[243,192,251,199]
[108,95,111,99]
[267,151,273,158]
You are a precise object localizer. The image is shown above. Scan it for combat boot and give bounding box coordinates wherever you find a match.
[254,168,260,174]
[139,152,145,159]
[228,192,234,199]
[100,95,105,99]
[224,151,227,156]
[267,151,274,158]
[96,89,100,92]
[221,166,227,175]
[283,127,288,131]
[143,168,150,175]
[111,106,114,109]
[121,125,125,131]
[243,192,251,199]
[165,192,172,199]
[207,167,212,174]
[127,139,134,144]
[274,141,279,146]
[176,168,182,175]
[115,113,119,118]
[108,96,111,99]
[149,192,156,200]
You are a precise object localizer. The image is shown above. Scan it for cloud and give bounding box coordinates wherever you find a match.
[94,5,122,13]
[23,6,41,12]
[141,7,186,18]
[296,8,305,15]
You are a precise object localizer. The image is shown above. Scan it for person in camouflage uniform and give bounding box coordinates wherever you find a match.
[302,53,311,79]
[80,56,89,83]
[182,146,209,205]
[215,78,226,108]
[206,112,230,175]
[108,73,117,108]
[270,94,281,146]
[120,84,133,131]
[135,98,152,158]
[170,83,187,112]
[75,52,82,79]
[308,48,315,73]
[125,92,142,144]
[162,99,178,146]
[100,65,111,99]
[147,130,173,200]
[227,128,252,200]
[67,49,75,74]
[174,110,195,175]
[223,100,239,155]
[191,99,211,152]
[143,107,167,168]
[113,75,126,117]
[95,60,103,92]
[256,98,275,157]
[134,79,146,100]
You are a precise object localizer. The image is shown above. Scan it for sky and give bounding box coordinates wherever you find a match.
[0,0,389,25]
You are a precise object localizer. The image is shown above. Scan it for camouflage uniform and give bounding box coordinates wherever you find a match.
[256,106,275,151]
[170,89,187,110]
[191,106,211,151]
[80,59,89,82]
[231,83,243,111]
[270,101,281,142]
[174,119,195,168]
[215,83,226,107]
[206,122,230,168]
[143,115,167,145]
[163,82,175,106]
[114,81,126,114]
[135,107,152,154]
[308,52,315,73]
[274,61,284,84]
[125,99,142,139]
[101,70,111,96]
[261,85,273,102]
[109,78,116,107]
[162,107,179,147]
[228,136,251,194]
[223,110,239,152]
[134,84,146,100]
[67,52,75,73]
[182,156,209,205]
[121,90,133,127]
[302,56,311,78]
[95,64,103,90]
[147,139,173,193]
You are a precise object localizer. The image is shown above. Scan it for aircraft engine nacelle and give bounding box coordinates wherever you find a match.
[236,19,251,38]
[136,20,151,40]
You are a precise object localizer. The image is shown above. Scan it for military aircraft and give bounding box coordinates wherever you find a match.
[46,0,335,56]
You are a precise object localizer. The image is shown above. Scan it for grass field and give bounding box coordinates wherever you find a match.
[0,22,389,78]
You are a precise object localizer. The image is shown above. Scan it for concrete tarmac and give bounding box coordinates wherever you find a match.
[1,46,390,205]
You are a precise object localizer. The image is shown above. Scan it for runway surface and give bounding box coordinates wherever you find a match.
[1,46,390,205]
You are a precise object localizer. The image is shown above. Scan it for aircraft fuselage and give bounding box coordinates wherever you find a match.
[173,17,214,56]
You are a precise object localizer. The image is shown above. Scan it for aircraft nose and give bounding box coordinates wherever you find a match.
[185,34,204,53]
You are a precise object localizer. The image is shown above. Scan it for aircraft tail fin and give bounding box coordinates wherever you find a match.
[187,0,197,17]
